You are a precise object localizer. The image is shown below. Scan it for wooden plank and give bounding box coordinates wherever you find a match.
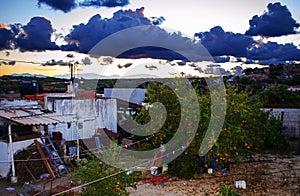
[34,140,56,179]
[23,162,37,181]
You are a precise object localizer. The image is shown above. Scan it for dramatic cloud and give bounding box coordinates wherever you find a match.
[247,41,300,64]
[1,4,300,66]
[150,16,166,25]
[37,0,129,13]
[195,25,300,65]
[195,26,254,57]
[245,2,300,37]
[42,59,69,66]
[87,23,214,62]
[79,0,129,8]
[64,7,153,53]
[117,46,190,61]
[17,17,59,51]
[0,28,13,49]
[38,0,77,13]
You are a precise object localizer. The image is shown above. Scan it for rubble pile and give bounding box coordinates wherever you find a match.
[14,143,49,182]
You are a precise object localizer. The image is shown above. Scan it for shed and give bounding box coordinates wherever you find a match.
[0,108,73,182]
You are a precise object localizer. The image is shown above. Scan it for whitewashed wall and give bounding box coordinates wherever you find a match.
[0,139,37,177]
[46,98,117,141]
[95,99,117,132]
[0,142,9,177]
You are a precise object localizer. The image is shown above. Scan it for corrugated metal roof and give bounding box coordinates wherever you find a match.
[0,110,74,125]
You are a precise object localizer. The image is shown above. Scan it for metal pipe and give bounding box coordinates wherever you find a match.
[8,123,17,183]
[76,119,80,160]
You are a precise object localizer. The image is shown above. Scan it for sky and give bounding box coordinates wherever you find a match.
[0,0,300,78]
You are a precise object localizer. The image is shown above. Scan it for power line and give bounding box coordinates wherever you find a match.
[52,145,182,196]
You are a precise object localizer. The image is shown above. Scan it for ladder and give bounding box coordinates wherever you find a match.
[40,136,69,176]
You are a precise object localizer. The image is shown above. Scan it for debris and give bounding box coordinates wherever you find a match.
[214,171,222,177]
[151,175,171,185]
[160,184,166,187]
[234,180,246,189]
[14,143,50,182]
[18,183,43,196]
[39,173,50,179]
[150,166,158,176]
[5,187,15,191]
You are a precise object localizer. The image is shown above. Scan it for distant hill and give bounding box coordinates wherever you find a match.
[54,73,120,79]
[10,73,47,78]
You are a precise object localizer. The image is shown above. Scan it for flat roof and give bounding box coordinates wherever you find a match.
[0,109,74,125]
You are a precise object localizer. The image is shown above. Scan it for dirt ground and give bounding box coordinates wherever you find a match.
[1,140,300,195]
[1,154,300,195]
[127,153,300,195]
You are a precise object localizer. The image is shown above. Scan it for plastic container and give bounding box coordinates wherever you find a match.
[234,180,246,189]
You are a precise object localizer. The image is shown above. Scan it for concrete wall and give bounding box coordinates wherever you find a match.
[265,108,300,137]
[0,139,37,177]
[46,98,117,141]
[0,142,9,177]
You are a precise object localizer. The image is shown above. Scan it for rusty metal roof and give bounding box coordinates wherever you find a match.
[0,109,74,125]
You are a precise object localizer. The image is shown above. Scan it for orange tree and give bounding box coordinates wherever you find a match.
[203,86,288,173]
[135,82,288,178]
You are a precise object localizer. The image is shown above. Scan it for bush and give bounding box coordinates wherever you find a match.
[70,142,141,195]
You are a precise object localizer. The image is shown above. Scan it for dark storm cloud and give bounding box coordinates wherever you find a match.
[64,7,153,53]
[247,42,300,63]
[195,25,300,65]
[37,0,129,13]
[87,24,213,62]
[245,2,300,37]
[17,17,59,51]
[42,59,69,66]
[37,0,77,13]
[79,0,129,8]
[117,46,190,61]
[0,28,13,49]
[195,26,254,57]
[1,3,300,66]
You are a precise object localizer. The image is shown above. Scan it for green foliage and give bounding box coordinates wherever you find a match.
[269,64,284,79]
[128,82,288,179]
[204,86,288,170]
[71,157,140,195]
[70,142,141,195]
[134,80,202,178]
[258,85,300,104]
[134,81,181,149]
[218,184,240,196]
[263,115,289,149]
